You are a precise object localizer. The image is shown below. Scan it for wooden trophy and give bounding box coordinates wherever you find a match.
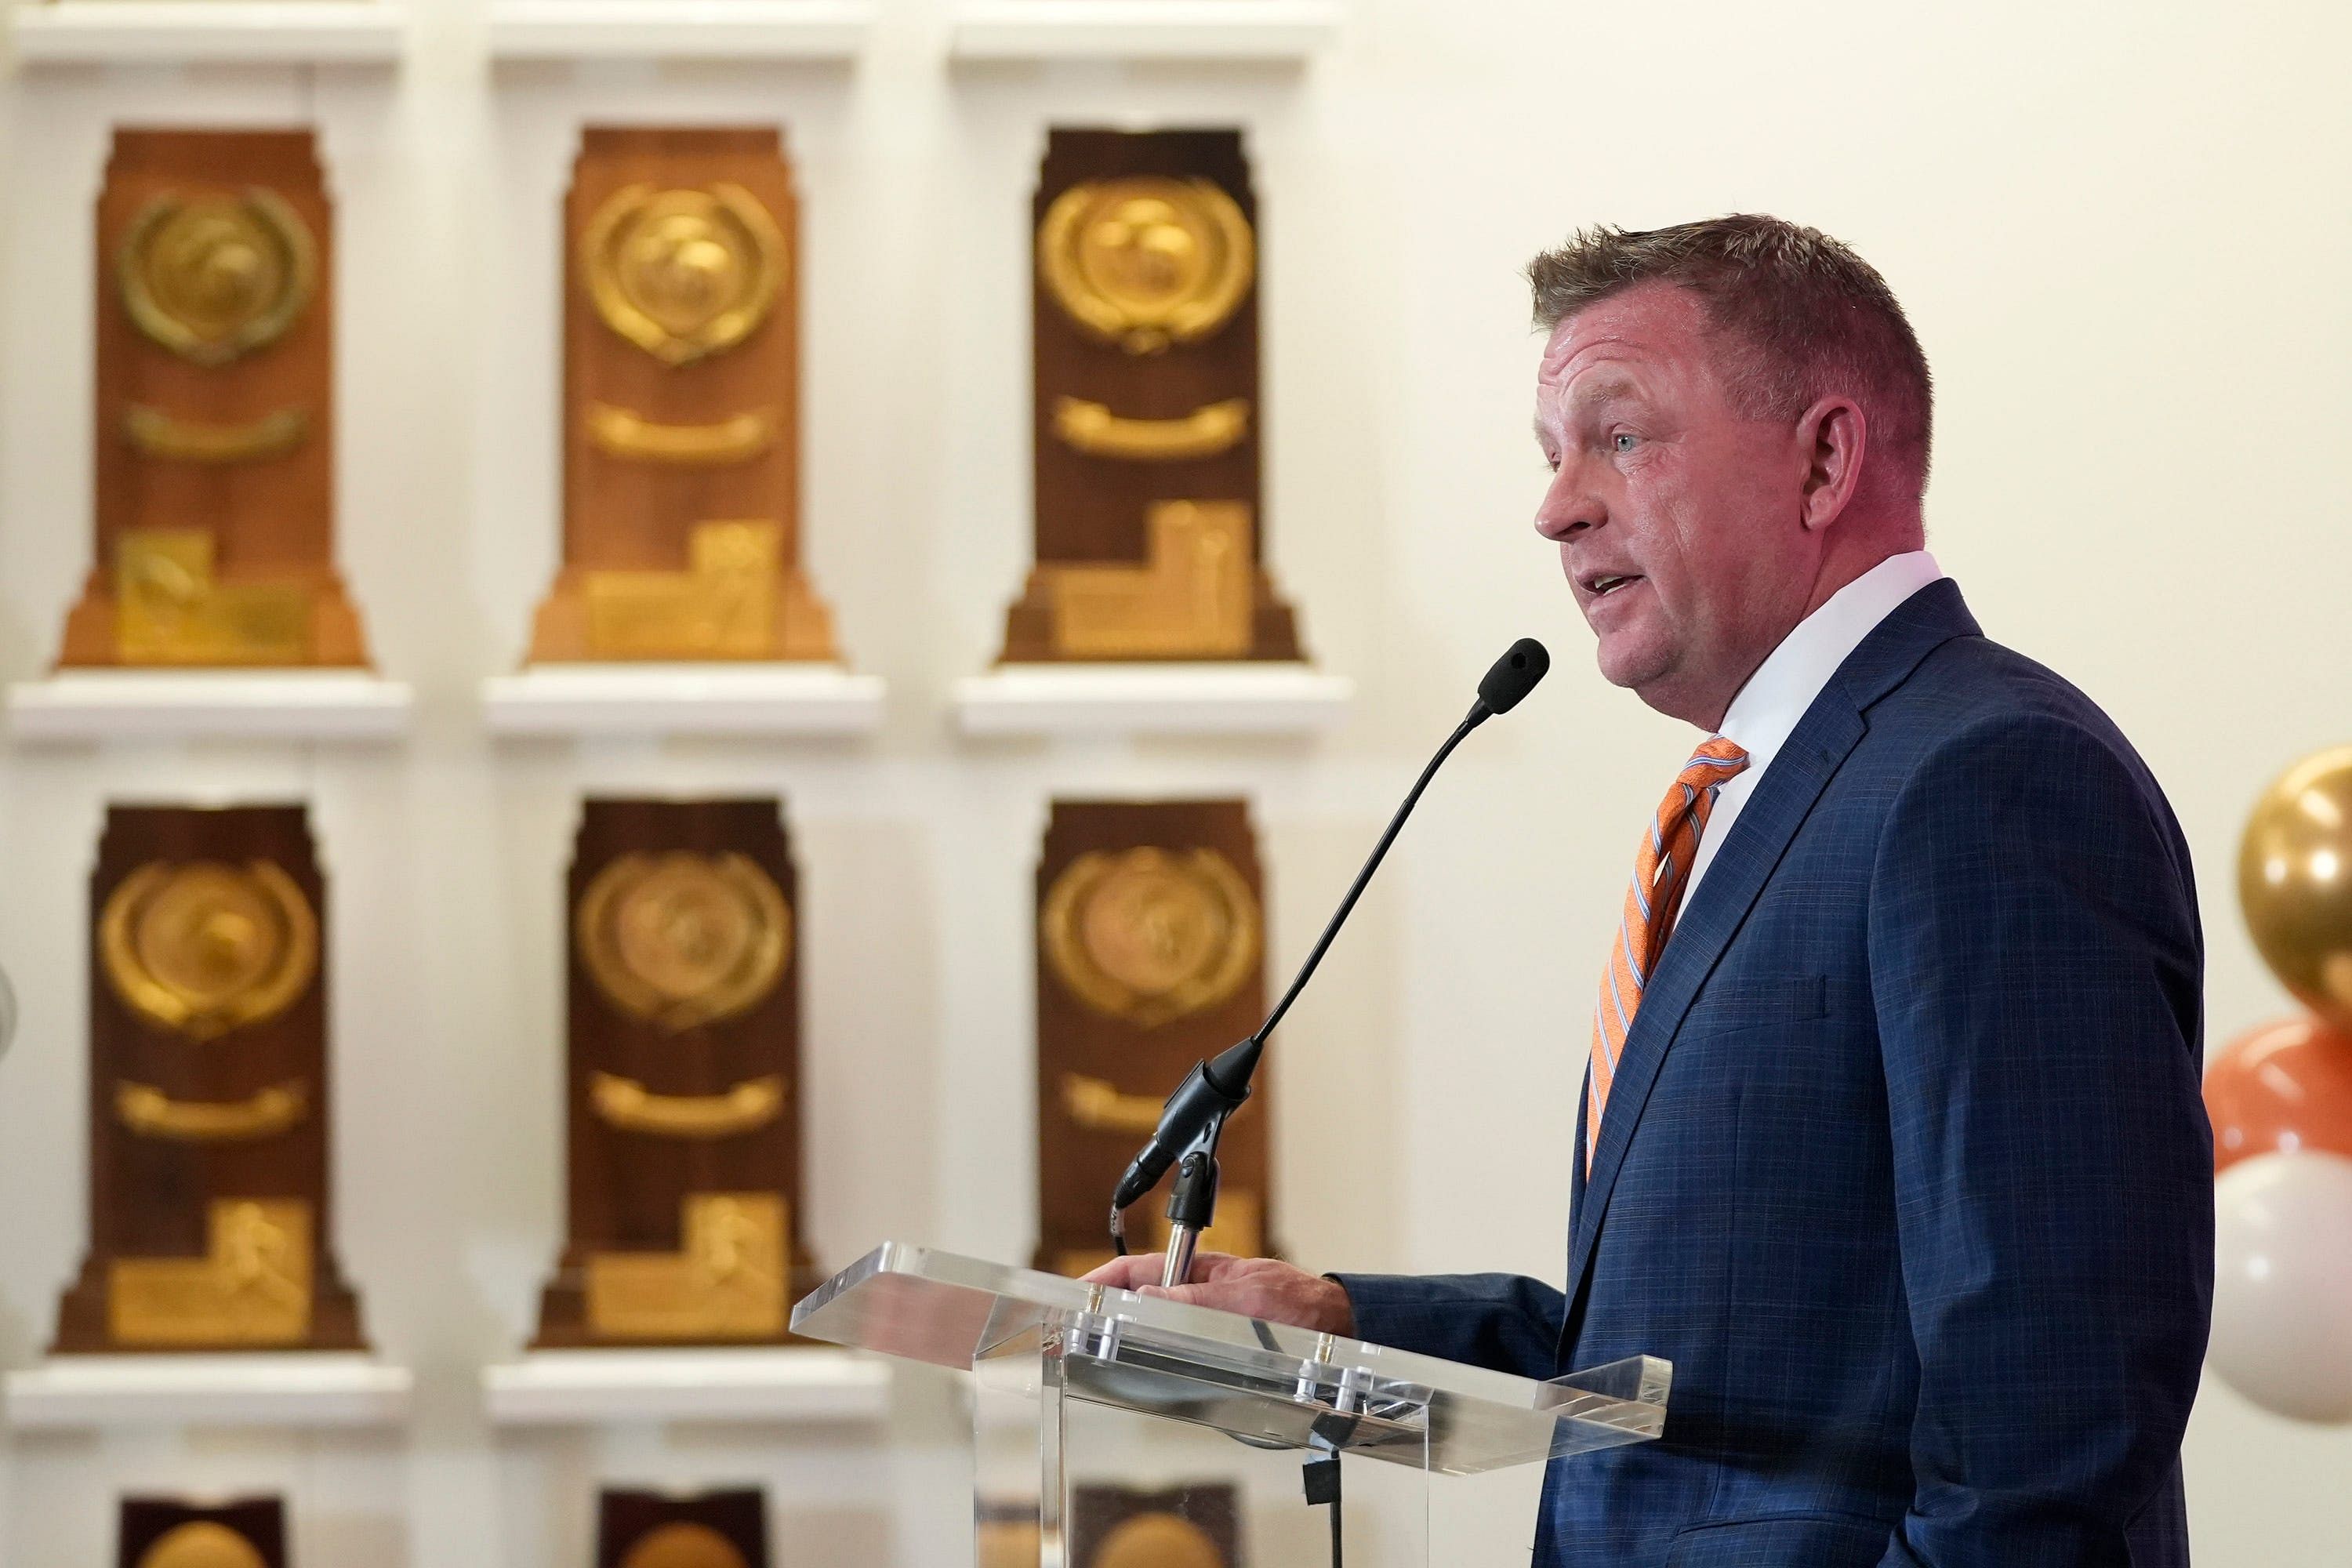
[60,129,371,669]
[54,805,364,1353]
[997,129,1305,664]
[533,798,818,1346]
[524,127,838,664]
[1036,800,1273,1275]
[1071,1486,1240,1568]
[118,1497,286,1568]
[597,1489,768,1568]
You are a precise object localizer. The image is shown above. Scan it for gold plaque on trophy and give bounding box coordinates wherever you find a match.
[586,1193,788,1341]
[112,531,314,666]
[115,1080,309,1143]
[580,520,789,659]
[1045,501,1254,659]
[109,1198,314,1347]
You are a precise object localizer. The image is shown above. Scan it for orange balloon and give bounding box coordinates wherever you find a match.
[2207,1014,2352,1174]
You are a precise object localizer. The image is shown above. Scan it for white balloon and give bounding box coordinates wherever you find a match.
[2211,1149,2352,1423]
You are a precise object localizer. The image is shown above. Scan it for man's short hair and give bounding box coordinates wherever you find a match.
[1529,215,1933,495]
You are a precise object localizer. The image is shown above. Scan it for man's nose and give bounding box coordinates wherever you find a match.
[1534,467,1602,543]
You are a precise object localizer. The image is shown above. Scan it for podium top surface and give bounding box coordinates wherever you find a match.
[793,1243,1669,1475]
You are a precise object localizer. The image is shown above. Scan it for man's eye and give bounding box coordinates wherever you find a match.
[1611,432,1639,454]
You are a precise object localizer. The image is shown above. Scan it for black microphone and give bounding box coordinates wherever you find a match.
[1109,638,1552,1216]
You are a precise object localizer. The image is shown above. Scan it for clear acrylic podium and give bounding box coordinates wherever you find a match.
[793,1243,1671,1566]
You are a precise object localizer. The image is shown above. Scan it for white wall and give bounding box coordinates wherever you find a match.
[0,0,2347,1563]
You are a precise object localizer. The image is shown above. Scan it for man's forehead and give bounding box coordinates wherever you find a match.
[1537,284,1711,388]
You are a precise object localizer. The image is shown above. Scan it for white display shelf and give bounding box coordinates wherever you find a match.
[949,0,1341,62]
[487,0,871,64]
[4,1354,412,1431]
[6,670,413,743]
[484,1348,888,1426]
[482,663,884,739]
[9,2,407,67]
[954,662,1352,737]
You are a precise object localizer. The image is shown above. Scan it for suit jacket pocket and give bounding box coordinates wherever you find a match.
[1665,1512,1890,1567]
[1677,974,1831,1041]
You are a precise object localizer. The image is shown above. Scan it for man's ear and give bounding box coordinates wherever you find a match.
[1797,396,1867,532]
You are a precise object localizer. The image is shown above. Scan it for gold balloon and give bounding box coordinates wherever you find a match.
[2240,744,2352,1028]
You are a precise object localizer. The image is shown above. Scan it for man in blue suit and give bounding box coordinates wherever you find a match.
[1091,216,2212,1566]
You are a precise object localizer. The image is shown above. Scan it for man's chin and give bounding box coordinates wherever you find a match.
[1594,634,1673,693]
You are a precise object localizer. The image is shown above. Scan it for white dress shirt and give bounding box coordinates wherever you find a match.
[1682,551,1947,903]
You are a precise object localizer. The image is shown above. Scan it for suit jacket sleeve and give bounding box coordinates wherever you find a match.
[1325,1271,1566,1380]
[1868,711,2212,1568]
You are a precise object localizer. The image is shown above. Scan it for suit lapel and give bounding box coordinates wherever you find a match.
[1561,579,1981,1316]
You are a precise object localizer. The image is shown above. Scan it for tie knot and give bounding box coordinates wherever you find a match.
[1677,736,1749,793]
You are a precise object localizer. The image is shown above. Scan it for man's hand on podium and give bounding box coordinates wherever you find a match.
[1082,1252,1356,1338]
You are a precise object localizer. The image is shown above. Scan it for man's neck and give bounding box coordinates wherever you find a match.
[1653,524,1927,729]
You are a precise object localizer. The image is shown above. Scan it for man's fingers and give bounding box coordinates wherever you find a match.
[1083,1250,1242,1293]
[1138,1283,1218,1309]
[1079,1256,1162,1290]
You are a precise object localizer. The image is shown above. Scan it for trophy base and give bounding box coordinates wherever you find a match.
[524,564,839,663]
[55,572,372,670]
[49,1246,368,1356]
[997,564,1303,663]
[528,1249,831,1351]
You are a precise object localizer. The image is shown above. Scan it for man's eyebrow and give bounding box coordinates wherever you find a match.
[1568,374,1643,410]
[1536,372,1646,444]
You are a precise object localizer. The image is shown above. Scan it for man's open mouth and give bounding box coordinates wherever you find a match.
[1588,574,1640,597]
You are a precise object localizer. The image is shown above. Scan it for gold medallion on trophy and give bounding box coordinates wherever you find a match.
[118,190,317,368]
[1039,177,1254,356]
[1092,1512,1227,1568]
[135,1522,272,1568]
[619,1523,752,1568]
[576,852,791,1031]
[99,862,319,1043]
[583,183,786,367]
[1043,847,1261,1029]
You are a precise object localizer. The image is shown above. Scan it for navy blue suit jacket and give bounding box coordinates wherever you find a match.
[1337,582,2212,1567]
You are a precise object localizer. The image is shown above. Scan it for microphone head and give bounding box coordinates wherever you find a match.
[1476,638,1551,715]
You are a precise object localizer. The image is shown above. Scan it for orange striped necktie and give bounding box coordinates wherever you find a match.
[1584,736,1751,1172]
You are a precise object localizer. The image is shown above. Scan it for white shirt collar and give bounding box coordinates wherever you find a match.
[1679,550,1944,904]
[1713,550,1946,775]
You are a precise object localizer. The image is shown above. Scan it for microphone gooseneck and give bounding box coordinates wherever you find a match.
[1108,639,1552,1238]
